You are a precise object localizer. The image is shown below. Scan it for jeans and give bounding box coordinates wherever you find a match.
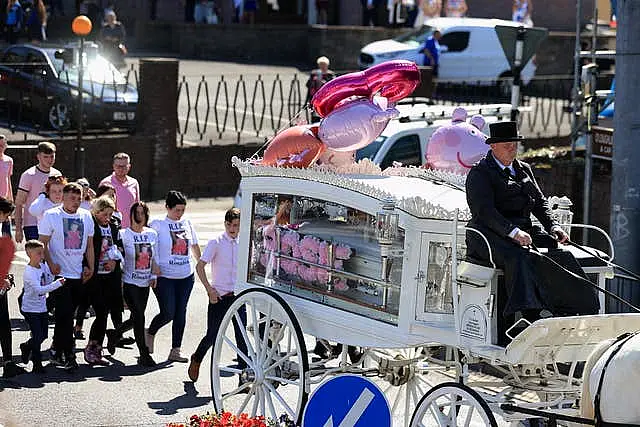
[0,293,11,362]
[23,312,48,363]
[51,278,85,358]
[87,272,123,344]
[23,225,39,241]
[116,283,150,356]
[192,294,247,367]
[149,274,195,348]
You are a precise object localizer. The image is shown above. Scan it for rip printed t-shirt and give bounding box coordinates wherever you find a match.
[38,206,94,279]
[97,225,114,274]
[120,227,158,287]
[150,216,198,279]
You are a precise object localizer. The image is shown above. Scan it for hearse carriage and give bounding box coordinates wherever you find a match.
[209,157,640,426]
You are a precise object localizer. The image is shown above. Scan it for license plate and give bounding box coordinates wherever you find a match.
[113,112,135,120]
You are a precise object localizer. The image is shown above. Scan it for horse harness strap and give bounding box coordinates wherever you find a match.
[594,331,640,427]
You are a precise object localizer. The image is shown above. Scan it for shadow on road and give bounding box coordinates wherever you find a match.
[148,381,212,416]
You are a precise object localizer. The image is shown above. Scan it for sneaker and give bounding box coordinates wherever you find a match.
[105,330,118,355]
[49,351,64,367]
[188,355,201,381]
[62,357,79,371]
[84,344,98,365]
[144,329,155,354]
[138,353,156,367]
[19,342,31,364]
[3,361,27,378]
[92,346,110,366]
[168,348,188,363]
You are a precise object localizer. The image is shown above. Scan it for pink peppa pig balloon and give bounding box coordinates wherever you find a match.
[311,60,420,118]
[318,97,399,152]
[425,107,489,175]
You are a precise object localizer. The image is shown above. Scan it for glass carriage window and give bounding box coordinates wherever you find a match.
[423,240,465,314]
[248,193,405,324]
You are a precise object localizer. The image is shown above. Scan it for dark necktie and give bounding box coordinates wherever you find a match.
[503,167,513,177]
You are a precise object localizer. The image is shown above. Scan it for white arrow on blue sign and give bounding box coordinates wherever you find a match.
[303,374,391,427]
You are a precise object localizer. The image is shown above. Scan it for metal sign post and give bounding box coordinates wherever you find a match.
[495,25,548,121]
[582,63,598,244]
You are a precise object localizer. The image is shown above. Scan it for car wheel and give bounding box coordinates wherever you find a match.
[48,101,73,130]
[496,72,514,99]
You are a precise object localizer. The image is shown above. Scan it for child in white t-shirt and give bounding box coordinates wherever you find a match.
[20,240,64,373]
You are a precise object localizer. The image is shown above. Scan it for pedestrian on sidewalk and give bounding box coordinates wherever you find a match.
[100,153,140,230]
[0,197,26,378]
[14,142,61,243]
[0,136,12,237]
[83,196,124,367]
[39,182,94,371]
[188,207,247,382]
[20,240,64,374]
[108,201,158,367]
[146,191,200,363]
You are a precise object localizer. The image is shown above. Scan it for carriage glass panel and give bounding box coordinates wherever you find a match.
[248,193,405,325]
[421,238,466,315]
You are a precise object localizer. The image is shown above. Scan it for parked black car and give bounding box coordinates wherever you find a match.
[0,44,138,131]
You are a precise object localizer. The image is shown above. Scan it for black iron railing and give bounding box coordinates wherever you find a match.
[175,73,608,146]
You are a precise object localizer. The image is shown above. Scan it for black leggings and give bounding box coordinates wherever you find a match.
[50,278,84,357]
[115,283,150,356]
[0,293,11,362]
[87,272,123,344]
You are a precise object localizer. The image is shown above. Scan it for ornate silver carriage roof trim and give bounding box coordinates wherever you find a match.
[232,157,471,221]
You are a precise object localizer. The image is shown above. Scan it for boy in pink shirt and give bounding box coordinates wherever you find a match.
[0,136,13,236]
[14,142,61,243]
[100,152,140,229]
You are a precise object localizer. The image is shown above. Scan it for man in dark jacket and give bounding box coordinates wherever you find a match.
[465,121,599,323]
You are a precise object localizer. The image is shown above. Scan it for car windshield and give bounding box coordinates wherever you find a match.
[394,25,434,47]
[51,53,127,85]
[356,136,386,161]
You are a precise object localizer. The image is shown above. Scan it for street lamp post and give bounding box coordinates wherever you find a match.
[71,15,92,179]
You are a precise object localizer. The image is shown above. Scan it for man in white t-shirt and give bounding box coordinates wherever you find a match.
[39,182,95,370]
[188,208,247,382]
[15,142,61,243]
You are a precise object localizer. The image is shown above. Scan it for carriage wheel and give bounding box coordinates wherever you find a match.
[366,347,441,427]
[410,382,498,427]
[211,288,309,425]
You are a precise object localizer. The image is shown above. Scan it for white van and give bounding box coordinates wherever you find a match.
[359,18,537,88]
[355,103,513,168]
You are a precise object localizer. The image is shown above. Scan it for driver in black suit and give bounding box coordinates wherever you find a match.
[465,122,599,330]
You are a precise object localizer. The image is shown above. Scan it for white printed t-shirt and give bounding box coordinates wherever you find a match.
[120,227,158,287]
[38,206,94,279]
[150,216,198,279]
[21,262,64,313]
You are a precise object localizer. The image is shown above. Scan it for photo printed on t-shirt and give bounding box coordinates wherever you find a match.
[63,218,84,250]
[170,230,189,256]
[135,243,152,270]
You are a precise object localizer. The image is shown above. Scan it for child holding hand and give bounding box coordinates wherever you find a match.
[20,240,65,373]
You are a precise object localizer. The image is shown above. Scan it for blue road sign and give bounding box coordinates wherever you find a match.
[303,374,391,427]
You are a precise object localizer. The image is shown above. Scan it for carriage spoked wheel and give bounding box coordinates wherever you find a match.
[410,382,498,427]
[365,347,440,427]
[211,288,309,425]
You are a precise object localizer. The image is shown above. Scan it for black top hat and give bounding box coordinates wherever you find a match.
[485,121,524,144]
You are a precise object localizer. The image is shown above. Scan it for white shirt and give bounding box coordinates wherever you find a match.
[201,231,238,296]
[21,263,64,313]
[120,227,158,287]
[493,156,516,177]
[38,206,94,279]
[150,216,198,279]
[28,193,58,224]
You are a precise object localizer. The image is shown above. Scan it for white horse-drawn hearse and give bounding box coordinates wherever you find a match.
[210,157,640,426]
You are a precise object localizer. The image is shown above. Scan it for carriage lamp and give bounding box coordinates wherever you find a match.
[377,197,399,284]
